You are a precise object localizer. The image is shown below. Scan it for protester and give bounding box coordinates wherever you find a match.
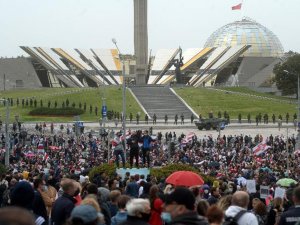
[206,205,224,225]
[163,187,209,225]
[149,185,163,225]
[66,205,99,225]
[0,207,36,225]
[278,186,300,225]
[225,191,258,225]
[119,198,151,225]
[1,123,300,225]
[10,181,46,225]
[265,197,284,225]
[111,195,131,225]
[51,178,77,225]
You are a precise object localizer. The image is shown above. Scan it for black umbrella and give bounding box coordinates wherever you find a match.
[208,161,220,168]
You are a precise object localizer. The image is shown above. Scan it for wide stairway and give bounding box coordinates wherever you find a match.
[129,85,197,119]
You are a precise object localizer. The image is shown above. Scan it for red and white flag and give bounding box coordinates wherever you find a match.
[232,3,242,10]
[37,143,45,154]
[184,132,196,143]
[253,143,271,156]
[43,153,49,162]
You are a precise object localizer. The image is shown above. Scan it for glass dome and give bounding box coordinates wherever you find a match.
[204,17,284,57]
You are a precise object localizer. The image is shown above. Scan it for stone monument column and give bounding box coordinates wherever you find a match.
[134,0,148,85]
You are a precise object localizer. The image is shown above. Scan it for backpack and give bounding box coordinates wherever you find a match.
[223,210,247,225]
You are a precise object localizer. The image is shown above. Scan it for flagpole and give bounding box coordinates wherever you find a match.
[241,0,245,19]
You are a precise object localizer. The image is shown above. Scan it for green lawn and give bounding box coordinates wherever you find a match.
[174,87,297,119]
[217,86,295,101]
[0,87,144,122]
[0,86,296,122]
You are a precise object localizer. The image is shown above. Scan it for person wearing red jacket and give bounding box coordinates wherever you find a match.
[149,185,163,225]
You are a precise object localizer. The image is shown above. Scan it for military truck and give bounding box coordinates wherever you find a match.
[195,118,228,130]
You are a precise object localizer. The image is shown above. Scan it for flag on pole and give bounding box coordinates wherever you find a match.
[232,3,242,10]
[253,143,271,156]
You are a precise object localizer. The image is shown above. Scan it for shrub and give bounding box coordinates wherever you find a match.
[89,164,117,181]
[29,107,84,116]
[89,163,215,185]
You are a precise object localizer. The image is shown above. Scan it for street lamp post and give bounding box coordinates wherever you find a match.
[112,38,127,161]
[0,99,10,166]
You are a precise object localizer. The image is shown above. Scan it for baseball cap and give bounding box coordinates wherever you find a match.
[164,187,195,210]
[71,205,98,223]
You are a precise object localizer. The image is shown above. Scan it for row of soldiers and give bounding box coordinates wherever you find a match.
[126,111,297,125]
[129,113,196,125]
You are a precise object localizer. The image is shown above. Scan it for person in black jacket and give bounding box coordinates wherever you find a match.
[140,130,153,168]
[33,178,48,224]
[127,131,140,168]
[162,187,208,225]
[10,181,47,225]
[51,178,77,225]
[278,186,300,225]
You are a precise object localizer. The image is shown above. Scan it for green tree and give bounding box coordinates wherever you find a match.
[274,54,300,97]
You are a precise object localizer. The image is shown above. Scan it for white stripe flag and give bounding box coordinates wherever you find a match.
[252,143,271,156]
[37,143,45,154]
[43,153,49,162]
[185,132,196,142]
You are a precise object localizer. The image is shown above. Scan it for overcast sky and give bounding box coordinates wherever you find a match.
[0,0,299,57]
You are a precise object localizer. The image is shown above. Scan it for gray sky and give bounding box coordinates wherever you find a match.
[0,0,299,57]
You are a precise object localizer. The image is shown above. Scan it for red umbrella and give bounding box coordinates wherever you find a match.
[166,171,204,187]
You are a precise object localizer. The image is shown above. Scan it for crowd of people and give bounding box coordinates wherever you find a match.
[0,123,300,225]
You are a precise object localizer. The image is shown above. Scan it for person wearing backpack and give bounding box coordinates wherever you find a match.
[224,191,258,225]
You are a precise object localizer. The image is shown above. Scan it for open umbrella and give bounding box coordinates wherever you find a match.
[261,167,273,173]
[166,171,204,187]
[276,178,298,187]
[208,161,220,168]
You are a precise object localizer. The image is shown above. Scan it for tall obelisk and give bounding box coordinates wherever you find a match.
[134,0,148,85]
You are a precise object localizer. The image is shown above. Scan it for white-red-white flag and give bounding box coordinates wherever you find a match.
[253,143,271,155]
[183,132,196,143]
[43,153,49,162]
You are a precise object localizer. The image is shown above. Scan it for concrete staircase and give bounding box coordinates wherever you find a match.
[129,85,197,119]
